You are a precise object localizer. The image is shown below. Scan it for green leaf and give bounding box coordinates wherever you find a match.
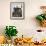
[44,15,46,20]
[36,15,44,21]
[5,26,18,38]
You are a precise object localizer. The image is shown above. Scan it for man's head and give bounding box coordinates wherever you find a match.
[40,6,46,14]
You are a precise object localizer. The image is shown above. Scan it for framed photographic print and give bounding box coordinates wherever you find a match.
[10,2,25,20]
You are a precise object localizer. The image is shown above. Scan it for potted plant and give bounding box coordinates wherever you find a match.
[5,26,18,43]
[36,14,46,27]
[36,6,46,27]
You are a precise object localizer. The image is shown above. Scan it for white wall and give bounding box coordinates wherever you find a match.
[0,0,46,40]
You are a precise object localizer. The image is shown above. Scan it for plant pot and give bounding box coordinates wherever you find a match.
[11,36,17,44]
[7,39,12,44]
[40,20,46,27]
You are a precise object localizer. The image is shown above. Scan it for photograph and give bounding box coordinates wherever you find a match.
[10,2,25,20]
